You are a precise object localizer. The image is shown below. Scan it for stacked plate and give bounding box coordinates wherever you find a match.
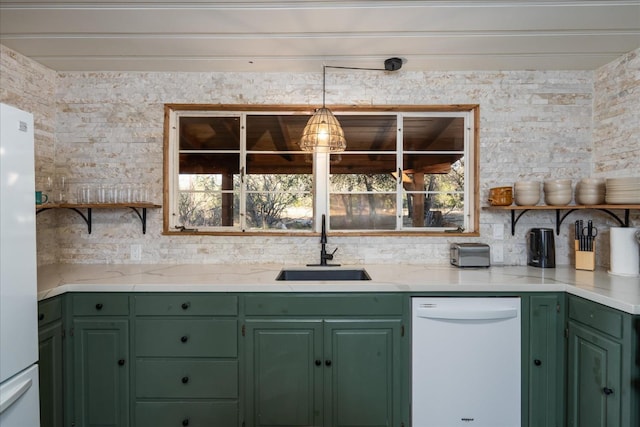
[606,177,640,204]
[544,179,572,206]
[514,181,541,206]
[575,178,605,205]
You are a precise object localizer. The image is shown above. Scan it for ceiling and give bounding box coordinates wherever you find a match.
[1,0,639,72]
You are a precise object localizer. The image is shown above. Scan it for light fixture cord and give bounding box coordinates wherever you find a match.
[322,65,326,108]
[321,64,394,108]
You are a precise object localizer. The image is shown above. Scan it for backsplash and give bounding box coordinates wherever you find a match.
[2,44,638,267]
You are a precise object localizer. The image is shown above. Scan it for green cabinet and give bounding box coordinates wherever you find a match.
[133,294,239,427]
[71,294,130,427]
[527,294,565,427]
[324,320,401,427]
[245,320,323,427]
[38,297,64,427]
[244,294,405,427]
[567,295,638,427]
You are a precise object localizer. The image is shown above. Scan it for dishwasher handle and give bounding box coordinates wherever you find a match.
[415,306,518,320]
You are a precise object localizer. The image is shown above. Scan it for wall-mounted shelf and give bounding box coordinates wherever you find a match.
[483,204,640,235]
[36,203,161,234]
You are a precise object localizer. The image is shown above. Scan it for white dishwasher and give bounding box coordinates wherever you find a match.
[411,297,521,427]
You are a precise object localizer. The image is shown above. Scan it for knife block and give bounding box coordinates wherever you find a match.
[575,240,595,271]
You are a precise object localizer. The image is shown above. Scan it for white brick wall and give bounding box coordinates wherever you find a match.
[1,45,58,265]
[2,44,638,267]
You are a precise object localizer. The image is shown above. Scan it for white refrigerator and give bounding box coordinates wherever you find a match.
[0,103,41,427]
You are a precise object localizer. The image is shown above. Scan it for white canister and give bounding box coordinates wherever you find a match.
[609,227,640,277]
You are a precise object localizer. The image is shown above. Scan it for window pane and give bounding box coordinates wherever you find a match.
[245,175,312,230]
[179,116,240,150]
[246,153,312,176]
[330,154,396,178]
[178,191,239,227]
[330,172,397,192]
[402,193,465,229]
[403,117,465,151]
[179,153,240,175]
[334,115,397,151]
[246,115,311,151]
[329,193,396,230]
[401,161,465,228]
[179,174,240,192]
[403,154,464,175]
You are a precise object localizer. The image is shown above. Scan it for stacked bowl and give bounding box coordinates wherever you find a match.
[575,178,606,205]
[544,179,572,206]
[514,181,541,206]
[606,177,640,204]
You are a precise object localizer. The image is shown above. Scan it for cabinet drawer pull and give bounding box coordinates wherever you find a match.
[534,359,542,366]
[603,387,614,396]
[182,419,189,427]
[181,376,189,384]
[315,360,322,366]
[95,303,103,310]
[118,359,125,366]
[325,360,332,367]
[38,313,45,321]
[181,302,190,310]
[180,335,189,343]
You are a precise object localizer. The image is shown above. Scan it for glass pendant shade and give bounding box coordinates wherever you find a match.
[299,107,346,152]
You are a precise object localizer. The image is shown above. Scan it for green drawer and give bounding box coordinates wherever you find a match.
[135,294,238,316]
[135,319,237,357]
[568,296,623,339]
[38,297,62,326]
[136,401,238,427]
[136,360,238,398]
[72,293,129,316]
[245,293,404,316]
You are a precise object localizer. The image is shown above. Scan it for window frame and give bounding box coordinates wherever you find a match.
[163,104,480,236]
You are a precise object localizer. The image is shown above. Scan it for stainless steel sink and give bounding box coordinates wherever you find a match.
[275,268,371,281]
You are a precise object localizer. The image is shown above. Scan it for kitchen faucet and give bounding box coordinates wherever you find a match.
[308,214,340,266]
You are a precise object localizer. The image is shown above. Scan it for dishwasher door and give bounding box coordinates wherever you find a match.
[412,297,521,427]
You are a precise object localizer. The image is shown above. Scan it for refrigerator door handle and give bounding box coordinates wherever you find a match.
[0,377,32,414]
[415,307,518,320]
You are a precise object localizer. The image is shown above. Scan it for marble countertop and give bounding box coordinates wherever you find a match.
[37,264,640,314]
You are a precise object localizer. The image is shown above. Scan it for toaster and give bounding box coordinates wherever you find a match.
[450,243,491,267]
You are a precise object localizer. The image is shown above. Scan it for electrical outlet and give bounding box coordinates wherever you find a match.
[492,244,504,264]
[492,223,504,240]
[130,244,142,261]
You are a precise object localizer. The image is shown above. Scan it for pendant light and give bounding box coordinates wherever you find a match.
[299,57,404,153]
[299,65,346,153]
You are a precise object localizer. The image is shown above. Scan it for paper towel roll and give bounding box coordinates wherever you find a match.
[609,227,640,277]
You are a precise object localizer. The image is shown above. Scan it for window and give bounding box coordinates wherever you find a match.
[164,105,478,235]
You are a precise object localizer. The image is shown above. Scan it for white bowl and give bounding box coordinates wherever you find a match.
[545,193,572,205]
[545,190,572,197]
[579,178,605,185]
[515,181,540,188]
[544,179,572,186]
[576,193,605,205]
[515,194,540,206]
[544,183,571,190]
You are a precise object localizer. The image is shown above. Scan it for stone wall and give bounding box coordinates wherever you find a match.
[0,45,58,265]
[3,43,637,267]
[593,47,640,176]
[52,69,594,265]
[592,47,640,268]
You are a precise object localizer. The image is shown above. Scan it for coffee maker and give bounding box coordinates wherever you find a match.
[527,228,556,268]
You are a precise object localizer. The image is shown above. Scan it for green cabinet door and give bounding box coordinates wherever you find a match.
[73,319,129,427]
[324,320,401,427]
[567,322,622,427]
[38,321,64,427]
[245,320,324,427]
[528,294,564,427]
